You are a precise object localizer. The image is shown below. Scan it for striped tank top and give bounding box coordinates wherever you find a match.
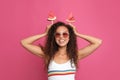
[48,59,76,80]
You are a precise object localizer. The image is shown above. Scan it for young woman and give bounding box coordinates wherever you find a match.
[21,21,102,80]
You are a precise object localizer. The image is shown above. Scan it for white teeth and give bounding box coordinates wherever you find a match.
[60,40,64,42]
[59,40,65,43]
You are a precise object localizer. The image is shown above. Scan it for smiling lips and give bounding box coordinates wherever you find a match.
[59,39,65,44]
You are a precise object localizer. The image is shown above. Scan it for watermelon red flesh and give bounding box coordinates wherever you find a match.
[48,12,55,19]
[67,12,75,21]
[68,17,75,20]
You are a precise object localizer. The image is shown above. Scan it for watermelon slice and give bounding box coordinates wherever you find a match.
[47,11,56,21]
[66,12,75,23]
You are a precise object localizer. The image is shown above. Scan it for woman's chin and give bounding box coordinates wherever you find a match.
[58,43,67,47]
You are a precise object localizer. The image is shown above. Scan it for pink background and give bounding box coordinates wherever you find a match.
[0,0,120,80]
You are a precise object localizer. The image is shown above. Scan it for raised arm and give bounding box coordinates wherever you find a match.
[20,24,52,57]
[76,33,102,60]
[69,23,102,60]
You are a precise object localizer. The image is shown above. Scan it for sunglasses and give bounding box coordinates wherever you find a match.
[55,32,69,38]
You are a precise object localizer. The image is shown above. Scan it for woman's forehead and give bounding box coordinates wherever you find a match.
[56,26,69,32]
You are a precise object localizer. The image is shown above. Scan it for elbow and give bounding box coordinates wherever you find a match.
[98,39,103,44]
[92,39,102,46]
[20,39,32,46]
[20,40,24,46]
[96,39,103,46]
[20,39,27,46]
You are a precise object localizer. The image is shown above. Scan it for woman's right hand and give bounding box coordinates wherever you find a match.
[45,24,52,34]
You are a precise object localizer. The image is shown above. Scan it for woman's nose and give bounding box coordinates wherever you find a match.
[59,34,64,38]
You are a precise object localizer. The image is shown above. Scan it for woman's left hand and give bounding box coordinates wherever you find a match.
[68,23,78,36]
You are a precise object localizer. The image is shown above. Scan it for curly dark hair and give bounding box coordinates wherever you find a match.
[44,21,78,69]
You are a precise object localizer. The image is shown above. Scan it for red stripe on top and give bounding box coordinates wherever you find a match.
[48,72,75,77]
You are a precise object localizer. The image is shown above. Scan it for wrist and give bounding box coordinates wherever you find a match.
[41,32,47,37]
[75,31,79,36]
[44,32,47,36]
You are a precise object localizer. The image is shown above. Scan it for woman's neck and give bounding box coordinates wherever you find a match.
[54,46,69,60]
[57,46,67,55]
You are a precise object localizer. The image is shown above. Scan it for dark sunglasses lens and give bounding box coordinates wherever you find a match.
[55,33,69,38]
[63,33,69,38]
[55,33,60,38]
